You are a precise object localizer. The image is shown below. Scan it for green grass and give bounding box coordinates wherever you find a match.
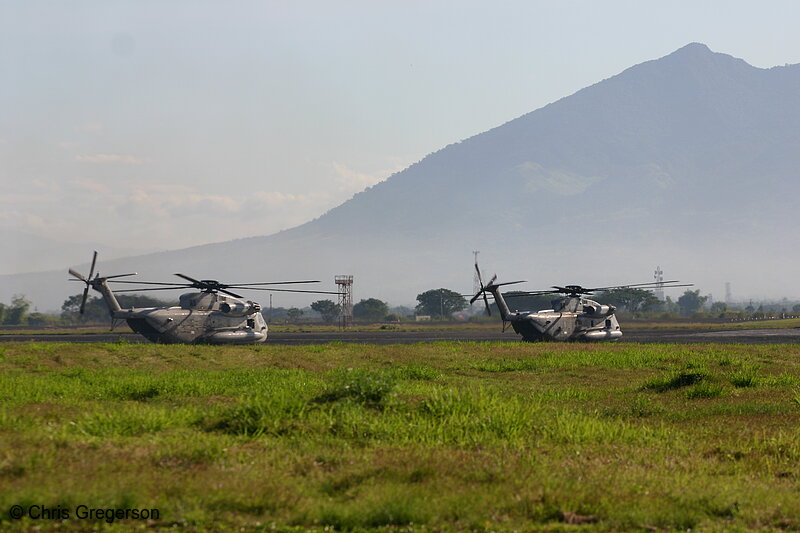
[0,341,799,531]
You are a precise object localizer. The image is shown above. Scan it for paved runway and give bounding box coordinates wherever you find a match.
[2,327,799,345]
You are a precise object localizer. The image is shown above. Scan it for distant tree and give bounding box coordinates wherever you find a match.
[677,290,708,316]
[62,294,107,322]
[0,302,6,324]
[390,305,415,318]
[710,302,728,314]
[311,299,340,324]
[353,298,389,322]
[27,313,58,327]
[595,288,660,314]
[287,307,304,323]
[3,294,32,325]
[662,296,679,314]
[793,304,800,314]
[415,289,467,319]
[262,307,288,322]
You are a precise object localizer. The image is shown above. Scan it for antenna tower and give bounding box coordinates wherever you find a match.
[653,266,664,301]
[472,250,480,295]
[725,282,732,304]
[335,275,354,329]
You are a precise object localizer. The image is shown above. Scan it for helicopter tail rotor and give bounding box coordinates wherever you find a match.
[67,251,98,314]
[470,263,525,317]
[68,251,137,314]
[470,262,493,316]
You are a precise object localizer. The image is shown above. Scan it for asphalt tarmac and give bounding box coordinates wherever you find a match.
[2,327,799,345]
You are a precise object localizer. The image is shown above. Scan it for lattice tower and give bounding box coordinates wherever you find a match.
[335,275,354,329]
[653,266,664,301]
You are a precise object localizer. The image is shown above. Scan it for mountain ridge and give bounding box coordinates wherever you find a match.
[5,43,800,311]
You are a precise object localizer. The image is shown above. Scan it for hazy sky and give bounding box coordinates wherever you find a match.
[2,0,800,274]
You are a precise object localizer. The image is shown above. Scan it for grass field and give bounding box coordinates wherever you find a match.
[1,341,799,532]
[3,316,799,335]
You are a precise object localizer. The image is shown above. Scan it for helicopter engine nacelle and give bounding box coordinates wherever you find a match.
[219,301,261,316]
[582,304,615,318]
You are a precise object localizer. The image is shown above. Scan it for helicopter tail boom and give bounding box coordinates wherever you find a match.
[68,251,137,317]
[470,262,524,321]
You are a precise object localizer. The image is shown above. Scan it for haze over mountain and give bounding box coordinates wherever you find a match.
[5,43,800,312]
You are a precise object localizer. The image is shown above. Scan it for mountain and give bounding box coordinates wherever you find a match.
[0,228,159,276]
[4,43,800,312]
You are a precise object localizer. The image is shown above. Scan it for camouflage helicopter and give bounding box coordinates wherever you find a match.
[470,262,690,342]
[69,252,340,344]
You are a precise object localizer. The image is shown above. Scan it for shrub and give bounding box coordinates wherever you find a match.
[394,364,441,381]
[729,371,759,388]
[642,370,708,392]
[686,382,726,399]
[314,368,396,408]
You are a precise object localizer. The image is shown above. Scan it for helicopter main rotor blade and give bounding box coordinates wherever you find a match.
[68,268,86,282]
[108,280,194,287]
[104,273,138,280]
[174,273,204,285]
[240,287,343,295]
[114,287,191,293]
[585,280,689,292]
[507,280,695,298]
[79,285,90,314]
[218,288,243,298]
[506,290,559,296]
[494,280,526,287]
[225,280,321,287]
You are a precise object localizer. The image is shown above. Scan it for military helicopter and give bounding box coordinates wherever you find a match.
[68,252,341,344]
[470,262,690,342]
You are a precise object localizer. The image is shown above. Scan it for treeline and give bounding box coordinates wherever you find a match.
[0,294,178,327]
[2,287,799,327]
[0,295,34,325]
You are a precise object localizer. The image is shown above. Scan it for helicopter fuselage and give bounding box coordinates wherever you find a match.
[93,279,268,344]
[505,296,622,342]
[490,286,622,342]
[470,262,690,343]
